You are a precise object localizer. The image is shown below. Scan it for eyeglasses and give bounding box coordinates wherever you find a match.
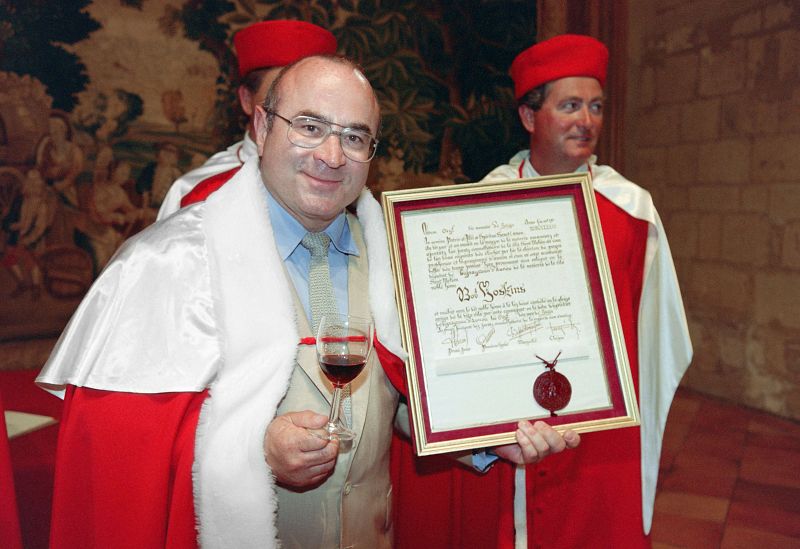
[267,110,379,163]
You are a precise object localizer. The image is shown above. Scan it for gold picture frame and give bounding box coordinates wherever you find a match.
[382,173,639,456]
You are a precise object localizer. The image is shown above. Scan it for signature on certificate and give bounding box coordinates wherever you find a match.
[548,319,580,341]
[440,325,469,355]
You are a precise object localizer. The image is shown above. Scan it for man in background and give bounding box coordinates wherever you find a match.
[156,19,337,219]
[392,34,693,549]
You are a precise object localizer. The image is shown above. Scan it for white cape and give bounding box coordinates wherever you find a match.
[483,151,693,535]
[38,156,406,548]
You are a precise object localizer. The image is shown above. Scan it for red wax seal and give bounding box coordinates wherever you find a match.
[533,352,572,417]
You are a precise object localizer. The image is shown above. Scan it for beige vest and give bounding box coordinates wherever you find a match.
[276,214,399,549]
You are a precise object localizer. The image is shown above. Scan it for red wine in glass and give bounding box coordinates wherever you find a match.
[319,353,366,387]
[311,314,373,441]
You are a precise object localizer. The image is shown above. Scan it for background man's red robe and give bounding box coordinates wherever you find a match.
[391,192,651,549]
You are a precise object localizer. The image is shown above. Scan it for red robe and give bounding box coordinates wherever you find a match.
[50,388,203,548]
[48,342,405,548]
[48,165,414,546]
[391,192,650,549]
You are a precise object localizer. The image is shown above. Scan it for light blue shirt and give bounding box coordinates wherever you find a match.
[266,190,359,323]
[266,190,496,471]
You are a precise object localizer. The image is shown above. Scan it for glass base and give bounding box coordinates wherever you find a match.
[309,419,355,442]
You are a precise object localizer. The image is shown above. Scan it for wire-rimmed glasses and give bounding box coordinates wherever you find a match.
[267,110,379,162]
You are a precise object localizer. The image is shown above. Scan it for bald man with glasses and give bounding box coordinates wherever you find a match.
[39,54,396,549]
[38,54,575,549]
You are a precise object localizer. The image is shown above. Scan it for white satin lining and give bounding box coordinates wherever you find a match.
[514,465,527,548]
[37,204,221,394]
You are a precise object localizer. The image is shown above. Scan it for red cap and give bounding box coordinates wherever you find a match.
[234,20,337,77]
[510,34,609,99]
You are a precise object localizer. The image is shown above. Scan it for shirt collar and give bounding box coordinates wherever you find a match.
[265,190,359,260]
[240,132,259,161]
[521,153,595,178]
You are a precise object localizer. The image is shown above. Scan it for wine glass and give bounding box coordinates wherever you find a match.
[311,313,373,441]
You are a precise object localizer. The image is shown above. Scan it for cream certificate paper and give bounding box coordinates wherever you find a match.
[401,196,612,431]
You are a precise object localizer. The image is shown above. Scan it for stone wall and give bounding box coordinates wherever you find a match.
[625,0,800,419]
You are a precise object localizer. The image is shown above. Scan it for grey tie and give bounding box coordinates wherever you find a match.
[301,232,338,332]
[300,232,351,426]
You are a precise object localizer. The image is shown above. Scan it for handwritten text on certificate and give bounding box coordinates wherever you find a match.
[402,197,612,431]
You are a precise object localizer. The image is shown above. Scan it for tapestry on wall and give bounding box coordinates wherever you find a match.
[0,0,535,339]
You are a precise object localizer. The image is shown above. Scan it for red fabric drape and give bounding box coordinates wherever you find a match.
[48,335,405,547]
[0,390,24,549]
[49,387,205,549]
[179,167,241,208]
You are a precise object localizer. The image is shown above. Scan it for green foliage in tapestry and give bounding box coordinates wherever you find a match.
[437,0,536,179]
[167,0,536,181]
[257,0,536,180]
[0,0,101,111]
[73,89,144,142]
[169,0,240,143]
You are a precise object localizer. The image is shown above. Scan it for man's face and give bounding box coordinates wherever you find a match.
[522,76,604,175]
[254,57,380,232]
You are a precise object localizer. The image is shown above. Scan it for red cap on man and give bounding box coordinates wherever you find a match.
[234,20,338,78]
[509,34,609,99]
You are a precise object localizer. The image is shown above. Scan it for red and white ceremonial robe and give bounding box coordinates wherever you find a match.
[391,151,692,549]
[38,157,408,548]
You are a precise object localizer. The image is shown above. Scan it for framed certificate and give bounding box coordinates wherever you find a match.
[382,174,639,456]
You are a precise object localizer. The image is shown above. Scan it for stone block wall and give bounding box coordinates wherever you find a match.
[625,0,800,419]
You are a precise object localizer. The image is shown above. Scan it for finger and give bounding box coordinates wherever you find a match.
[531,421,567,453]
[276,441,338,478]
[563,429,581,448]
[518,420,547,448]
[278,458,337,488]
[304,457,338,480]
[307,466,336,485]
[296,431,335,453]
[289,410,331,430]
[489,443,523,465]
[529,432,553,458]
[517,421,558,461]
[514,426,540,463]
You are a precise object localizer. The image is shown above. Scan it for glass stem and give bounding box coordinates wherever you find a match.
[329,385,343,424]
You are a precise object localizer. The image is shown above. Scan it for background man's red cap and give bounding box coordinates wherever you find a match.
[234,20,337,78]
[510,34,609,99]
